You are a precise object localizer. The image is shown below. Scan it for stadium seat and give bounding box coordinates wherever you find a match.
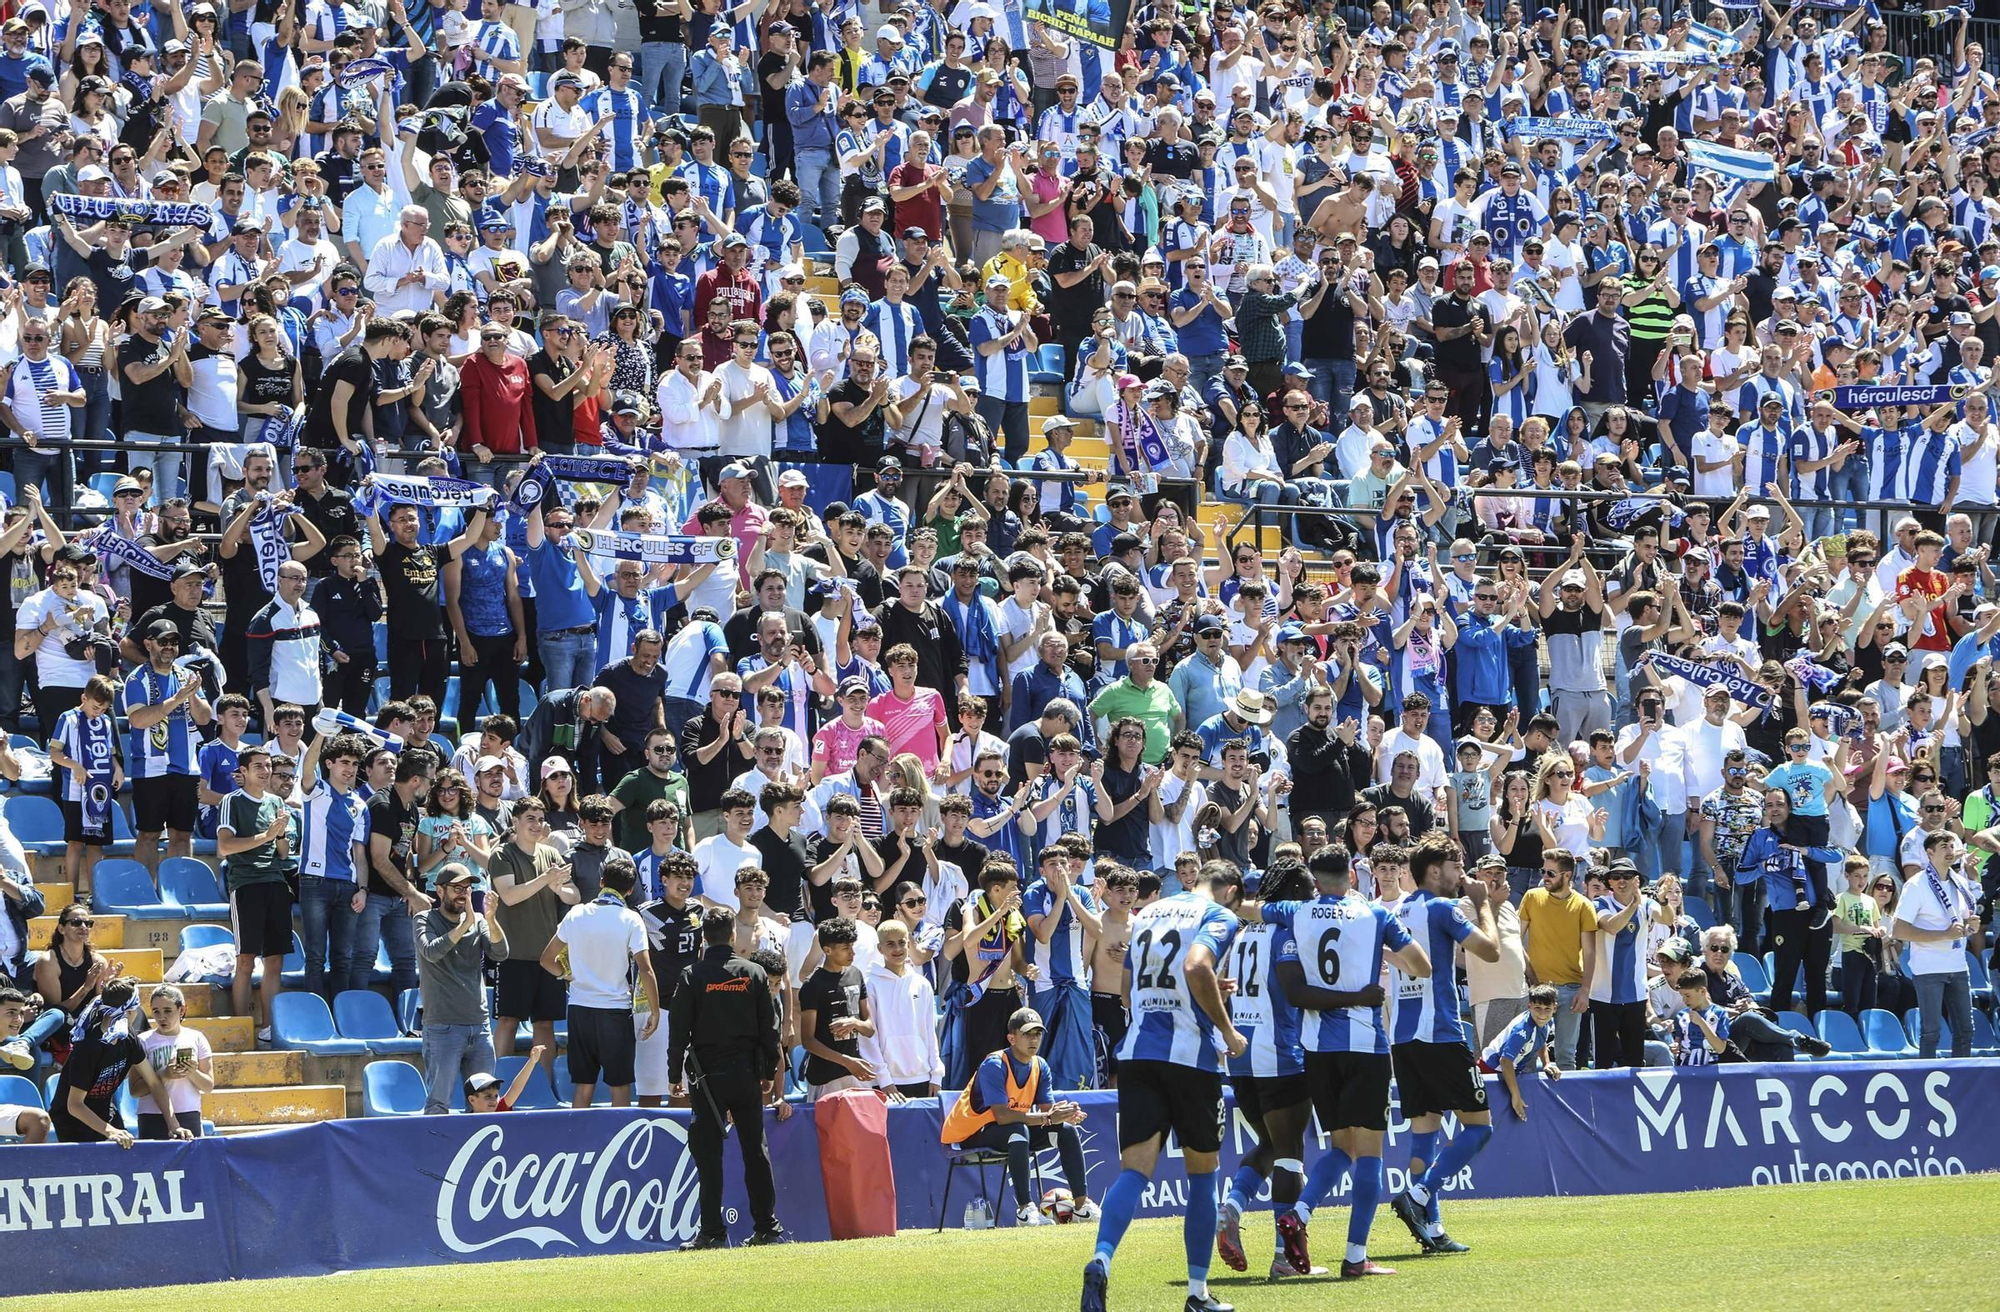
[1898,1008,1989,1054]
[270,991,369,1057]
[280,932,308,990]
[90,859,176,921]
[1732,952,1770,1001]
[158,857,228,919]
[0,1073,41,1112]
[175,924,238,986]
[1861,1008,1917,1058]
[1975,1011,2000,1057]
[548,1060,611,1106]
[1968,952,1991,994]
[798,220,831,260]
[1030,342,1065,385]
[1815,1010,1869,1058]
[1774,1012,1822,1055]
[6,795,65,856]
[361,1060,426,1116]
[1681,899,1715,931]
[494,1054,558,1109]
[397,987,422,1036]
[334,990,422,1057]
[936,1139,1043,1231]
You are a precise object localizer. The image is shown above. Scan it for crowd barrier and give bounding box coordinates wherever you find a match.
[7,1058,1995,1296]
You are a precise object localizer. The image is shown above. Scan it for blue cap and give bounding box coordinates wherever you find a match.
[1276,624,1308,644]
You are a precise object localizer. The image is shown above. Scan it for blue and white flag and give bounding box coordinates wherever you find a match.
[1504,116,1617,143]
[48,191,212,228]
[1613,48,1711,67]
[569,528,736,565]
[540,453,640,484]
[1824,383,1967,411]
[1685,21,1741,53]
[1646,653,1773,710]
[1605,496,1688,530]
[1685,139,1780,183]
[312,707,404,754]
[255,405,303,451]
[337,57,397,87]
[1811,701,1860,736]
[1785,653,1843,694]
[80,526,175,581]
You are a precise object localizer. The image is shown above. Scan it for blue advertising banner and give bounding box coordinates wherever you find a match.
[6,1062,1995,1296]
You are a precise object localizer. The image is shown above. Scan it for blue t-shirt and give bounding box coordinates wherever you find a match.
[971,1050,1047,1112]
[527,538,595,632]
[1480,1009,1553,1072]
[1761,759,1833,818]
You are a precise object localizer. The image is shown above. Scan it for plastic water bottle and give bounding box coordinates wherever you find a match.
[964,1198,992,1230]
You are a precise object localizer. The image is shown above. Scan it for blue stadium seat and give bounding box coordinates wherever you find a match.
[397,987,422,1036]
[1862,1008,1917,1058]
[494,1054,558,1109]
[90,859,176,921]
[372,621,388,665]
[526,71,548,100]
[798,220,831,259]
[280,932,308,990]
[43,1071,134,1125]
[334,990,422,1057]
[1029,342,1065,385]
[1681,899,1715,931]
[361,1060,426,1116]
[87,472,124,502]
[179,923,231,954]
[6,795,65,856]
[1898,1008,1991,1054]
[1732,951,1770,1001]
[548,1060,611,1106]
[0,471,15,506]
[158,857,228,919]
[441,675,463,722]
[270,992,369,1057]
[486,987,532,1046]
[0,1072,41,1111]
[1968,952,1991,994]
[1815,1010,1869,1058]
[1774,1012,1820,1055]
[1975,1011,2000,1057]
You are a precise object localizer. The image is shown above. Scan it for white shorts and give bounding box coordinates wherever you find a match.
[634,1014,673,1097]
[0,1104,38,1136]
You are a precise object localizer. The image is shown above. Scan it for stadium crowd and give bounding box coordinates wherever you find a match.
[0,0,1988,1227]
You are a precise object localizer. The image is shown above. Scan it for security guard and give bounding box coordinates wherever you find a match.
[668,907,784,1249]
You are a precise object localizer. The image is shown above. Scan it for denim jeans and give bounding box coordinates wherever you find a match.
[1185,351,1227,405]
[350,892,418,996]
[5,1005,65,1082]
[1553,982,1586,1070]
[297,875,360,1001]
[1799,504,1836,540]
[127,431,185,502]
[538,628,598,696]
[1829,455,1868,532]
[423,1020,496,1114]
[12,440,72,511]
[76,364,111,445]
[1914,970,1974,1059]
[1636,810,1687,892]
[1303,357,1356,434]
[640,41,687,119]
[795,146,840,230]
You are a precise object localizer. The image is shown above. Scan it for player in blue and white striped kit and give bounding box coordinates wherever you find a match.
[1214,860,1319,1281]
[1256,846,1429,1280]
[1386,834,1501,1258]
[1081,861,1248,1312]
[1478,984,1562,1122]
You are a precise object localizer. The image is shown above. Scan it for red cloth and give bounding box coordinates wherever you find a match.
[459,352,537,455]
[694,263,763,330]
[889,160,944,244]
[814,1087,896,1239]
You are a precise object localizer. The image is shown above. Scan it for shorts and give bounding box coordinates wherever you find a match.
[566,1004,637,1088]
[1391,1039,1489,1118]
[1303,1048,1393,1133]
[133,774,200,834]
[1232,1070,1309,1128]
[633,1012,672,1097]
[0,1104,37,1136]
[1116,1058,1225,1154]
[229,881,293,958]
[495,958,568,1022]
[1091,992,1128,1078]
[58,799,111,847]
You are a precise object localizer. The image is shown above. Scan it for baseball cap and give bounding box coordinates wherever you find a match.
[837,674,871,696]
[611,392,643,417]
[540,757,573,779]
[463,1072,502,1097]
[985,273,1010,289]
[143,618,180,642]
[778,469,809,488]
[474,755,506,774]
[1192,615,1225,636]
[1657,937,1695,965]
[718,462,753,482]
[169,558,205,582]
[136,295,170,315]
[436,862,478,886]
[1007,1007,1046,1034]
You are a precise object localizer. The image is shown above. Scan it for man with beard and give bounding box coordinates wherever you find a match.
[126,558,219,669]
[873,564,965,701]
[124,497,205,621]
[291,447,359,577]
[591,630,670,789]
[216,452,326,698]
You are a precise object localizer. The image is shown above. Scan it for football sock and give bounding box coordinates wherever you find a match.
[1184,1169,1217,1293]
[1296,1145,1352,1218]
[1347,1156,1384,1258]
[1407,1128,1440,1191]
[1091,1168,1148,1270]
[1224,1164,1263,1220]
[1419,1123,1493,1226]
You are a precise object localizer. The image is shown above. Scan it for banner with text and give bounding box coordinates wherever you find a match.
[6,1061,1993,1295]
[1027,0,1129,53]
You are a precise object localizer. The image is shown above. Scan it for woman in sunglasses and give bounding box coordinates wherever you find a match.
[34,902,111,1019]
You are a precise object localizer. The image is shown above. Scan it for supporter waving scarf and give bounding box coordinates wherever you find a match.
[1812,702,1859,736]
[79,527,175,581]
[249,502,302,593]
[356,473,496,518]
[1604,496,1689,531]
[48,192,211,228]
[1503,117,1616,143]
[1646,653,1773,711]
[337,57,397,86]
[1785,654,1843,694]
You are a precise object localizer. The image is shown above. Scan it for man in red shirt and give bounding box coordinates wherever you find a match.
[1896,530,1962,652]
[694,234,763,327]
[460,323,537,480]
[887,129,947,247]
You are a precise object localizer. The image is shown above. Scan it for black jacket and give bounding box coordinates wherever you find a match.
[668,944,780,1086]
[1,870,45,987]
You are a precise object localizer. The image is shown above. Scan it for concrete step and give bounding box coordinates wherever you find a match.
[102,947,162,982]
[183,1015,256,1053]
[206,1083,346,1126]
[138,983,219,1017]
[805,275,838,295]
[1029,394,1059,417]
[32,882,76,907]
[210,1050,304,1090]
[29,914,124,950]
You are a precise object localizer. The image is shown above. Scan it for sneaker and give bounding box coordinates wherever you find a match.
[1340,1259,1397,1278]
[1427,1234,1470,1255]
[682,1233,728,1251]
[1388,1190,1434,1250]
[1797,1035,1833,1057]
[742,1227,786,1246]
[1268,1256,1330,1280]
[1017,1203,1052,1226]
[1216,1207,1247,1272]
[0,1041,31,1071]
[1080,1261,1108,1312]
[255,1026,272,1045]
[1183,1296,1234,1312]
[1275,1209,1312,1275]
[1071,1199,1100,1221]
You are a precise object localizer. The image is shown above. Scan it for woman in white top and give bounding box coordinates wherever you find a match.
[135,985,214,1140]
[1220,400,1285,504]
[15,559,109,737]
[1532,750,1604,859]
[1529,318,1583,419]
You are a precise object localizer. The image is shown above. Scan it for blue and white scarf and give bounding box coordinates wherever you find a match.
[80,526,175,581]
[1647,653,1773,710]
[510,453,639,511]
[59,707,117,839]
[255,404,303,451]
[942,589,997,664]
[1614,48,1711,67]
[1684,139,1780,184]
[1504,116,1616,143]
[48,191,210,228]
[358,473,496,518]
[1824,383,1966,411]
[338,56,397,87]
[1605,496,1688,530]
[249,501,301,593]
[569,527,735,565]
[68,993,130,1044]
[312,706,404,754]
[1685,21,1742,54]
[1785,654,1843,694]
[1811,701,1859,735]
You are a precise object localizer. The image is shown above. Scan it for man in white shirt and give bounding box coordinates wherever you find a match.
[1335,396,1382,480]
[1615,687,1689,884]
[657,337,723,459]
[1677,684,1749,809]
[340,146,401,270]
[714,318,782,462]
[542,858,657,1108]
[1373,694,1449,793]
[1893,830,1979,1059]
[532,71,598,161]
[277,203,341,312]
[363,205,449,317]
[692,787,762,911]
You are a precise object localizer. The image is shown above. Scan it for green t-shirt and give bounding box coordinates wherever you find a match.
[1088,678,1181,763]
[221,790,289,891]
[1836,889,1879,955]
[610,767,691,852]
